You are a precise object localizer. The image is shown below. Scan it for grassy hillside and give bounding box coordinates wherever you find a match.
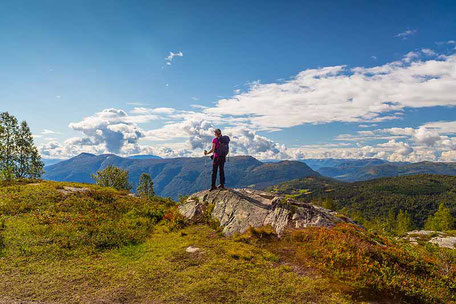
[267,175,343,196]
[268,174,456,229]
[0,180,351,303]
[1,180,455,303]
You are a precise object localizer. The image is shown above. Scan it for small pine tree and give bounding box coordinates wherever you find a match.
[29,148,44,178]
[91,166,131,191]
[0,113,43,180]
[396,210,412,235]
[0,112,19,179]
[424,203,455,231]
[15,121,44,178]
[137,173,154,200]
[322,198,335,210]
[386,209,396,233]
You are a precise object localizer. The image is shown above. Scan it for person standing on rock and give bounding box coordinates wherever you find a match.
[204,128,230,191]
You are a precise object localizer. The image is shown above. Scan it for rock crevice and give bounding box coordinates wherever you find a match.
[179,188,356,236]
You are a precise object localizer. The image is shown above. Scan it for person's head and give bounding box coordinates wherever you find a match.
[214,128,222,137]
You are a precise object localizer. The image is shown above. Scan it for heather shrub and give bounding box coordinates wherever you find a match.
[282,224,456,303]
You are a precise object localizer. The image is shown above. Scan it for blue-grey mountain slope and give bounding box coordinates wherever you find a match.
[44,153,319,199]
[314,159,456,181]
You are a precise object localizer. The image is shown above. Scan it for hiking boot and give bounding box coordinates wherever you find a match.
[209,186,217,191]
[217,184,226,190]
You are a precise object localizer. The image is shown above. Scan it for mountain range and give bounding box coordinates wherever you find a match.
[43,153,319,199]
[43,154,456,199]
[314,159,456,181]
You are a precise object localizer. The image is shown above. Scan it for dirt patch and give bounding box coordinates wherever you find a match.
[57,186,90,195]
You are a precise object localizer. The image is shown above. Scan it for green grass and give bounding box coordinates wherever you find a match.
[0,224,356,303]
[0,180,353,304]
[1,180,455,304]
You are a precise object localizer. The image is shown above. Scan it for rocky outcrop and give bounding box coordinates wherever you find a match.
[406,230,456,249]
[178,188,356,236]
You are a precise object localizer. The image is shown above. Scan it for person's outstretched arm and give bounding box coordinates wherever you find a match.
[204,143,216,155]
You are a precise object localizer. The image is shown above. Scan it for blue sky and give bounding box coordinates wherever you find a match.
[1,0,455,161]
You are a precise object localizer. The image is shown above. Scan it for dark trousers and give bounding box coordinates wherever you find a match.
[211,156,226,187]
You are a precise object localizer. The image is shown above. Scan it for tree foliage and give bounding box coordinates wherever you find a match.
[396,210,413,235]
[424,203,455,231]
[91,166,131,191]
[0,112,43,180]
[137,173,154,200]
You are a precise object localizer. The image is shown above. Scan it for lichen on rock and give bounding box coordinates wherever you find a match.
[178,188,356,236]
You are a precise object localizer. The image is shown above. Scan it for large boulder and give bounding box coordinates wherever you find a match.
[178,188,356,236]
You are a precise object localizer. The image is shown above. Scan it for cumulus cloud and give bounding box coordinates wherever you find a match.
[205,54,456,130]
[40,49,456,162]
[223,126,288,159]
[403,51,419,63]
[413,126,441,146]
[441,150,456,161]
[67,108,144,153]
[142,119,288,159]
[378,140,414,156]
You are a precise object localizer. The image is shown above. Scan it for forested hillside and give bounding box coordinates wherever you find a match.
[268,174,456,231]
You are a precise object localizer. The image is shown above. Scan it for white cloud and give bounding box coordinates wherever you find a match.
[421,121,456,134]
[204,53,456,130]
[358,124,378,128]
[165,51,183,65]
[395,29,417,39]
[421,48,436,56]
[441,150,456,161]
[40,49,456,163]
[67,108,144,154]
[377,139,414,156]
[413,126,441,146]
[402,51,419,63]
[325,119,456,162]
[42,129,58,135]
[131,107,175,115]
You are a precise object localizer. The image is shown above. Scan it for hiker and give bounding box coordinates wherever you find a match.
[204,129,230,191]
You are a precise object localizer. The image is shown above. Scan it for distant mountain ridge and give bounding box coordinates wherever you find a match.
[315,159,456,181]
[43,153,319,199]
[127,154,162,160]
[302,158,391,171]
